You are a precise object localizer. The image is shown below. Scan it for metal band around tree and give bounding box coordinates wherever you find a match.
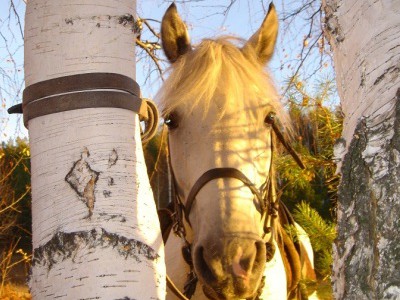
[21,73,147,127]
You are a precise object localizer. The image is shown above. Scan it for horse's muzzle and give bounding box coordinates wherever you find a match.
[193,237,266,299]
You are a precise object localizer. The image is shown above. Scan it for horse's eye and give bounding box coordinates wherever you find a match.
[264,112,276,125]
[164,112,179,129]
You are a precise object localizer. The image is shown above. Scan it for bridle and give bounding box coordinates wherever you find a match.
[164,112,305,300]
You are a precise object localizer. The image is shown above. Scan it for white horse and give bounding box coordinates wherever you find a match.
[158,3,316,299]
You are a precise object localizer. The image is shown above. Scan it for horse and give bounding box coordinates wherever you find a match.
[157,3,317,299]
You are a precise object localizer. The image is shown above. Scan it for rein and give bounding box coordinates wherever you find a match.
[164,112,305,299]
[264,112,305,170]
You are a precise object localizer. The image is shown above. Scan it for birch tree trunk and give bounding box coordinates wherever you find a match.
[323,1,400,299]
[25,1,165,299]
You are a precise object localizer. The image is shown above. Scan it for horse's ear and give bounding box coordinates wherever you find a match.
[161,3,191,63]
[242,2,278,64]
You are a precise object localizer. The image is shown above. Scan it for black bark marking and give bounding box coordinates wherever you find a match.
[123,269,140,273]
[118,14,134,25]
[373,66,400,86]
[65,148,100,218]
[323,3,345,43]
[96,273,117,277]
[32,228,159,272]
[118,14,141,34]
[108,148,118,168]
[336,89,400,298]
[63,14,141,33]
[360,69,366,87]
[103,190,112,198]
[336,119,374,299]
[99,213,126,223]
[108,177,115,186]
[78,276,89,281]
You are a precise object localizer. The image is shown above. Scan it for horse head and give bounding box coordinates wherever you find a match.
[159,3,288,299]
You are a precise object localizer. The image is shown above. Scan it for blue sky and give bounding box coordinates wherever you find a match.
[0,0,333,142]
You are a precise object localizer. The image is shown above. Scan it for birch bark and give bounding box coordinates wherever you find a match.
[323,1,400,299]
[25,1,165,299]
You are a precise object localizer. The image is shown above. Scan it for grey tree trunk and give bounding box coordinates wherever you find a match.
[323,1,400,299]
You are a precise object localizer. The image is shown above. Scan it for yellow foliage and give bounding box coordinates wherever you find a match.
[296,81,303,89]
[0,284,31,300]
[20,148,30,157]
[302,96,309,106]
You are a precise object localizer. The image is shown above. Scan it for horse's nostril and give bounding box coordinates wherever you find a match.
[232,241,266,278]
[232,247,250,277]
[193,240,267,299]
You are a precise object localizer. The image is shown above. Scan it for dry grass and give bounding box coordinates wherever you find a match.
[0,283,31,300]
[1,246,31,300]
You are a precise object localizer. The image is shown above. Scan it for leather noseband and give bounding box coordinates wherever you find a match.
[184,167,266,225]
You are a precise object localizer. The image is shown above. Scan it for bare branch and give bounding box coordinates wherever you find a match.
[283,32,324,95]
[142,19,160,39]
[136,38,164,81]
[9,0,24,40]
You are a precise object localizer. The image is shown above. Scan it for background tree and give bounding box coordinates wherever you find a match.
[323,0,400,298]
[273,77,339,297]
[277,76,341,219]
[1,0,342,298]
[0,138,31,293]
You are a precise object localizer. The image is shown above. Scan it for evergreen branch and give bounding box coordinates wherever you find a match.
[293,201,336,252]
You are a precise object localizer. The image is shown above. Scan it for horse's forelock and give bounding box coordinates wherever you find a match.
[157,37,290,131]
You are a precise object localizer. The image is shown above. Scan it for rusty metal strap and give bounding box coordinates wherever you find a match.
[23,90,147,127]
[20,73,146,127]
[23,73,140,103]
